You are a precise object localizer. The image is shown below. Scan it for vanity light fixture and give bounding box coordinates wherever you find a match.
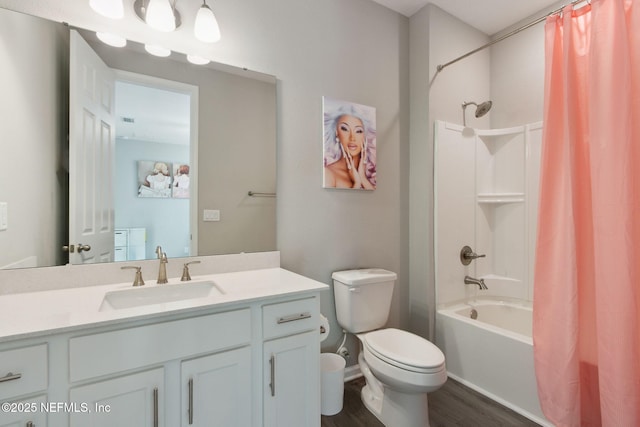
[90,0,124,19]
[132,0,220,41]
[145,44,172,57]
[187,54,210,65]
[145,0,177,32]
[96,32,127,47]
[133,0,182,32]
[194,0,221,43]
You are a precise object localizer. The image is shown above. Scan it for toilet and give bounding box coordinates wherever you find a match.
[332,269,446,427]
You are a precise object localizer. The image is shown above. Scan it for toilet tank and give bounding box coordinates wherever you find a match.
[332,269,397,333]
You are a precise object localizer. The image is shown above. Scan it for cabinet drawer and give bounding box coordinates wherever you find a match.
[0,344,47,400]
[114,230,128,246]
[70,309,251,382]
[0,394,48,426]
[263,297,319,340]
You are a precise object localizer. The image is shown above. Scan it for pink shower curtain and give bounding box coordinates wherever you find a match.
[533,0,640,426]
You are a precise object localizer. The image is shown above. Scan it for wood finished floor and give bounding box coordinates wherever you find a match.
[321,377,541,427]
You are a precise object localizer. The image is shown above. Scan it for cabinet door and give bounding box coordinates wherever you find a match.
[69,368,164,427]
[263,331,319,427]
[0,395,47,427]
[181,346,252,427]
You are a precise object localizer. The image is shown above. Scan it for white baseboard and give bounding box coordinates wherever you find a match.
[344,364,362,382]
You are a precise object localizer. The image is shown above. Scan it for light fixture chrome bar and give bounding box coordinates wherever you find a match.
[436,0,588,73]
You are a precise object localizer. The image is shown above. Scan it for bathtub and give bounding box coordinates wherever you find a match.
[435,299,551,426]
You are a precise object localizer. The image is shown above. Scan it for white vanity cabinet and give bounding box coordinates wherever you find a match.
[69,368,164,427]
[0,395,48,427]
[0,267,325,427]
[181,347,252,426]
[66,308,251,427]
[0,344,48,427]
[262,298,320,427]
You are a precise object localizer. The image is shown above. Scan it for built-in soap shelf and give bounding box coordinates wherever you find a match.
[477,193,525,204]
[477,126,524,153]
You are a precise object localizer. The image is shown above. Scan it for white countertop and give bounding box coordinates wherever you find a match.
[0,268,328,343]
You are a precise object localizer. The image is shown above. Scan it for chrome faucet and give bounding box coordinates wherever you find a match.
[121,266,145,287]
[181,260,201,281]
[156,246,168,284]
[464,275,488,290]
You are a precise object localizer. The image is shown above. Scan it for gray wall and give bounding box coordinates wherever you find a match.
[267,0,411,355]
[409,4,491,339]
[0,8,68,268]
[489,2,564,128]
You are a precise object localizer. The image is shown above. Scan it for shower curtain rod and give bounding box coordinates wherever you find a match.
[436,0,588,73]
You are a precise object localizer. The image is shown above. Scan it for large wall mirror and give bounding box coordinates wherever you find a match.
[0,5,277,270]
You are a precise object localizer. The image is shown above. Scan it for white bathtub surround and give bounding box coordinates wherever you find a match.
[434,121,551,424]
[434,121,543,305]
[436,298,550,426]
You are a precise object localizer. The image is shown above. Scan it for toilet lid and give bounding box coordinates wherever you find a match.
[363,328,445,372]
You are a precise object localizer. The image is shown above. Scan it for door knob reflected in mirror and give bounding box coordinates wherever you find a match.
[62,244,91,253]
[460,245,485,265]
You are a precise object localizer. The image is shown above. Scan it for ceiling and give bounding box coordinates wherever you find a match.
[369,0,562,35]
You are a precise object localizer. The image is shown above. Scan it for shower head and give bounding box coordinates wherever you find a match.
[474,100,492,117]
[462,100,492,126]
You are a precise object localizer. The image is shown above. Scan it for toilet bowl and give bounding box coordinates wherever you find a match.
[357,328,446,427]
[361,328,446,393]
[332,269,447,427]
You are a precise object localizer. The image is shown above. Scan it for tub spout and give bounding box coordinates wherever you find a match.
[464,275,488,290]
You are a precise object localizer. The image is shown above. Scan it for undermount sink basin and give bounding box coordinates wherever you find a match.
[99,281,224,311]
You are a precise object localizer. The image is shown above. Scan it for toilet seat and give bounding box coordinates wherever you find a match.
[362,328,445,374]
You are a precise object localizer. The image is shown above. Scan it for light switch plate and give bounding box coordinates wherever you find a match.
[203,209,220,222]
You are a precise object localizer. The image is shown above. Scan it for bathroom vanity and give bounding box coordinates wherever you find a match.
[0,261,326,427]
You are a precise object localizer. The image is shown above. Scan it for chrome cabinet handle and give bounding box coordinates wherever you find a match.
[277,312,311,324]
[153,387,158,427]
[0,372,21,383]
[188,378,194,425]
[269,354,276,397]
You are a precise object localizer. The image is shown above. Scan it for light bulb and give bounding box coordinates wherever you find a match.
[187,55,210,65]
[146,0,176,32]
[89,0,124,19]
[145,44,171,57]
[96,32,127,47]
[194,2,221,43]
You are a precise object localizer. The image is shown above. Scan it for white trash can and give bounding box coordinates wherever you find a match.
[320,353,346,416]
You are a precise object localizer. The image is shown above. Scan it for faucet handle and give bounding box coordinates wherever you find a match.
[121,266,145,287]
[460,245,486,265]
[181,261,201,282]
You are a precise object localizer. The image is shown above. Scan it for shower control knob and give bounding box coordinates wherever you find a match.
[460,246,486,265]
